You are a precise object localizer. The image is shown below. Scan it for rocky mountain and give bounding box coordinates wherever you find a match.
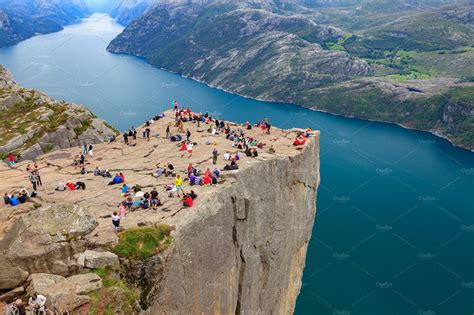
[0,66,118,161]
[0,110,319,314]
[108,0,474,150]
[0,0,89,47]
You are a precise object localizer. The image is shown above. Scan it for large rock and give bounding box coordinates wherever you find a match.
[0,205,98,290]
[26,273,65,296]
[77,250,120,269]
[0,287,24,303]
[38,273,101,313]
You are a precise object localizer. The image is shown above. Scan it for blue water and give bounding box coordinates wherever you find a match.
[1,14,473,315]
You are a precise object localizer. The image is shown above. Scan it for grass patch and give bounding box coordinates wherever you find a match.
[88,267,140,315]
[112,225,173,260]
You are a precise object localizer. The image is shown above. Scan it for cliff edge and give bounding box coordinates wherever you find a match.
[0,109,319,314]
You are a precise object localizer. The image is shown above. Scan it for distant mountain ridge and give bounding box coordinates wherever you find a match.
[108,0,474,150]
[0,0,89,47]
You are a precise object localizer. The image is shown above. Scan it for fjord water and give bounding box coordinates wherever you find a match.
[1,14,473,315]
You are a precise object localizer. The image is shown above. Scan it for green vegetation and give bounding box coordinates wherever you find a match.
[88,267,139,315]
[73,118,92,136]
[112,226,173,260]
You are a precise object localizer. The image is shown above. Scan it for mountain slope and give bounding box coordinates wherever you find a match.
[108,0,473,150]
[0,0,89,48]
[0,66,119,161]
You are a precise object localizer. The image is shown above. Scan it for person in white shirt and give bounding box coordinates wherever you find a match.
[223,152,230,160]
[29,294,47,314]
[111,212,121,232]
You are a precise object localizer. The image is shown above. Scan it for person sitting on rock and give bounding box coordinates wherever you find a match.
[165,163,175,177]
[181,194,193,207]
[100,169,111,178]
[153,165,165,177]
[55,181,66,191]
[121,184,129,196]
[18,189,29,203]
[223,160,238,171]
[3,193,11,206]
[252,148,258,157]
[29,293,47,315]
[223,152,230,161]
[109,173,123,185]
[93,167,101,176]
[6,298,26,315]
[9,194,19,206]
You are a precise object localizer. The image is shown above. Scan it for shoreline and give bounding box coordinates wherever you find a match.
[109,50,473,153]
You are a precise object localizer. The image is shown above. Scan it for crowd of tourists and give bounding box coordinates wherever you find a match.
[3,101,311,232]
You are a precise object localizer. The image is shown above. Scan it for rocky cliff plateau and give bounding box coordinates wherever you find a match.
[0,106,320,314]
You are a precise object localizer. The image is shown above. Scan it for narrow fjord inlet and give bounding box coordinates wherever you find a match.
[0,3,473,315]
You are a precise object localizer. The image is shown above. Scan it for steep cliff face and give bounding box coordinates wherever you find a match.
[133,133,320,314]
[0,109,319,313]
[0,66,119,161]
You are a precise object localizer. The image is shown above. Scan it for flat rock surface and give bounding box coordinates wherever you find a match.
[0,110,318,246]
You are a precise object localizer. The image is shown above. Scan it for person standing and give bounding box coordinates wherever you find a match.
[123,132,129,145]
[29,172,38,191]
[88,144,94,159]
[175,175,184,197]
[186,129,191,142]
[166,124,170,139]
[8,153,15,168]
[33,163,42,187]
[83,141,88,154]
[146,127,151,141]
[112,211,121,232]
[186,141,193,157]
[212,148,219,165]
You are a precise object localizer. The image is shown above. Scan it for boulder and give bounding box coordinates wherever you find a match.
[0,258,29,290]
[42,273,102,313]
[0,205,98,289]
[0,287,24,303]
[26,273,65,296]
[77,250,119,269]
[18,143,44,161]
[2,95,23,108]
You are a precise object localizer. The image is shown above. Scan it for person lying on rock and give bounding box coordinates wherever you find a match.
[29,293,47,315]
[75,181,86,190]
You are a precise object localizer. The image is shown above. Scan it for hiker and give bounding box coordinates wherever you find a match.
[165,163,175,177]
[83,141,88,154]
[121,184,129,196]
[88,144,94,159]
[31,163,42,186]
[8,153,15,168]
[223,152,230,160]
[186,129,191,141]
[150,187,161,209]
[66,182,76,190]
[4,193,11,206]
[132,127,137,140]
[112,211,121,232]
[252,148,258,157]
[166,124,171,139]
[186,141,193,157]
[9,194,19,206]
[18,189,29,203]
[75,181,86,190]
[181,194,193,207]
[120,172,125,183]
[5,298,26,315]
[109,174,123,185]
[29,172,38,191]
[145,127,151,141]
[175,175,184,197]
[153,165,165,177]
[29,293,47,315]
[123,132,129,145]
[119,202,126,217]
[93,166,101,176]
[79,153,85,167]
[212,148,219,165]
[80,167,87,175]
[55,181,66,191]
[189,190,198,200]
